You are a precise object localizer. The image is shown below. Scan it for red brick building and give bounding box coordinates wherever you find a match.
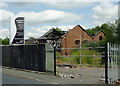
[92,31,105,42]
[61,25,105,55]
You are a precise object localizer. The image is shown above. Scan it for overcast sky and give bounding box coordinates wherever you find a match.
[0,1,119,39]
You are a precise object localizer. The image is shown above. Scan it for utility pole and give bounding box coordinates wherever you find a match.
[80,34,81,67]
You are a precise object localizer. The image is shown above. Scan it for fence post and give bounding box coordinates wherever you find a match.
[80,34,81,67]
[118,45,120,79]
[105,43,108,84]
[54,45,56,76]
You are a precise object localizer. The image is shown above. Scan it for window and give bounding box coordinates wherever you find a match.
[75,40,80,44]
[99,36,103,40]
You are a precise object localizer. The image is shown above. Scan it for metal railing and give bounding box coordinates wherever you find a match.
[56,47,105,67]
[46,43,120,84]
[107,43,120,84]
[55,46,106,80]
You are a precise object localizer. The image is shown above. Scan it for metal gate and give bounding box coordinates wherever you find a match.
[55,46,106,84]
[52,42,120,84]
[107,43,120,84]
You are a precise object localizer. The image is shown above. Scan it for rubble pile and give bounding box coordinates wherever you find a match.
[116,78,120,84]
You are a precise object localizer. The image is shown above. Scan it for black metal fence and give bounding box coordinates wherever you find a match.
[2,44,46,72]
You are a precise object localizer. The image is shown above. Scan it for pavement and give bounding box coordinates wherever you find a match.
[2,67,105,84]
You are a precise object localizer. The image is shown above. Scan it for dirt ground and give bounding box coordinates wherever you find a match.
[57,66,105,78]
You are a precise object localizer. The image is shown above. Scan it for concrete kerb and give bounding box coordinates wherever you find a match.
[2,66,45,74]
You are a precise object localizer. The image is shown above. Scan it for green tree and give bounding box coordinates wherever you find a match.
[86,22,117,46]
[49,27,64,38]
[0,38,3,45]
[2,37,9,45]
[103,22,118,43]
[101,23,115,43]
[86,26,101,36]
[29,37,34,39]
[55,27,62,31]
[115,19,120,44]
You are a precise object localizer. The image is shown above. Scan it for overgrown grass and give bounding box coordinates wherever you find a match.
[56,48,102,66]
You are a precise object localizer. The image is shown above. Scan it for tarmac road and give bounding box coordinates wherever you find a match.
[2,73,48,84]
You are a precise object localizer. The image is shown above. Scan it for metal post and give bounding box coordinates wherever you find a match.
[93,53,95,66]
[108,43,110,84]
[54,45,56,76]
[9,17,11,45]
[118,45,120,79]
[105,43,108,84]
[80,34,81,67]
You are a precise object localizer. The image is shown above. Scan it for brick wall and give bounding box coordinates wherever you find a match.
[92,32,105,42]
[61,25,106,55]
[62,25,92,55]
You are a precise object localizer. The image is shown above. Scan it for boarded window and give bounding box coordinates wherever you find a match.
[75,40,80,44]
[99,36,103,40]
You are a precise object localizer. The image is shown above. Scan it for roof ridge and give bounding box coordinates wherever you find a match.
[77,25,92,38]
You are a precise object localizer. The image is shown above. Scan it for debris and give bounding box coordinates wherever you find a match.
[59,73,67,78]
[65,67,69,69]
[80,80,82,82]
[98,78,105,81]
[116,80,120,84]
[70,74,75,78]
[116,78,120,84]
[76,74,79,77]
[63,74,67,78]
